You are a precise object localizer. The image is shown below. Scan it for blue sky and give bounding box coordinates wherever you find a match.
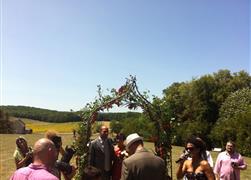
[0,0,250,111]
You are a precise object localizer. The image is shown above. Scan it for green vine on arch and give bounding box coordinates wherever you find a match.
[74,76,172,179]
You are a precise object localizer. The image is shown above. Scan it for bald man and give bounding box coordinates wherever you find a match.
[88,126,115,180]
[11,138,59,180]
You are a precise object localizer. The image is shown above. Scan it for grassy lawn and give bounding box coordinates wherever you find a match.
[1,120,250,179]
[1,134,250,180]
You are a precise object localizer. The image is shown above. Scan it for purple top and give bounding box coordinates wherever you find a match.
[214,151,247,180]
[10,163,59,180]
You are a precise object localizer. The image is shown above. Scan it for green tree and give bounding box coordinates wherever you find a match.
[211,88,251,155]
[110,120,123,134]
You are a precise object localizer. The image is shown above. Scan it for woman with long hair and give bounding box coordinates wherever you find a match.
[176,136,215,180]
[13,136,33,169]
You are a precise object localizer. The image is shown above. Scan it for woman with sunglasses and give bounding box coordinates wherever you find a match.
[176,136,215,180]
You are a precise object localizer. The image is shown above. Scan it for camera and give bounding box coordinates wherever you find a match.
[55,145,76,175]
[25,147,33,166]
[51,136,62,150]
[61,145,76,163]
[231,162,238,168]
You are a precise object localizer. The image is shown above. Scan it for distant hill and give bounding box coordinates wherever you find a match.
[1,105,81,123]
[1,105,142,123]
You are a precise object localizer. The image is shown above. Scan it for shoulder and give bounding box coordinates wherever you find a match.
[13,149,22,158]
[125,151,163,163]
[30,169,59,179]
[12,166,31,176]
[90,138,99,145]
[184,159,192,165]
[200,160,210,167]
[107,138,114,144]
[216,151,226,158]
[234,152,243,159]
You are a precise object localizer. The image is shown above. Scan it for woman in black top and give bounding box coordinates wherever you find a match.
[176,136,215,180]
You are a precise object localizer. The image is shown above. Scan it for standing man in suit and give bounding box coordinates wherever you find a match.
[88,125,115,180]
[121,133,166,180]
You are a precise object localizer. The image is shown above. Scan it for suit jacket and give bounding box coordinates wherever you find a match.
[121,148,165,180]
[88,137,115,172]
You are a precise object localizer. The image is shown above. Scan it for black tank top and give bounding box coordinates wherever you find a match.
[185,172,207,180]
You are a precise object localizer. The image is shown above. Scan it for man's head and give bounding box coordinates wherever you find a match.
[45,130,62,152]
[125,133,143,155]
[33,138,57,167]
[226,140,235,154]
[115,133,126,149]
[100,126,109,140]
[82,165,102,180]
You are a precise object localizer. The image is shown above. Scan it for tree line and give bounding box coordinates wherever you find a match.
[109,70,251,156]
[0,106,82,122]
[0,106,141,124]
[1,69,251,156]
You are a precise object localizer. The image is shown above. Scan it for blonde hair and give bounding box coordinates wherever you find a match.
[45,130,59,140]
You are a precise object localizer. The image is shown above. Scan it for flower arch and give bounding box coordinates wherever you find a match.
[75,76,173,179]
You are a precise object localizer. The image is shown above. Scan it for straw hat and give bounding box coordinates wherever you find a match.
[125,133,143,151]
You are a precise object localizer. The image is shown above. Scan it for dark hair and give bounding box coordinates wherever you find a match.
[115,133,126,141]
[186,136,206,157]
[51,136,62,150]
[16,137,27,149]
[82,165,102,180]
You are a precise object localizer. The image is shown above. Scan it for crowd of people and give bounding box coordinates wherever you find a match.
[10,126,248,180]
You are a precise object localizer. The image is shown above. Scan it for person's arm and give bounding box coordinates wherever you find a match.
[14,155,28,169]
[59,146,65,157]
[206,151,214,167]
[237,163,247,170]
[235,155,247,170]
[213,154,221,180]
[62,165,77,180]
[88,141,95,166]
[14,151,32,169]
[202,161,215,180]
[176,160,186,180]
[120,160,131,180]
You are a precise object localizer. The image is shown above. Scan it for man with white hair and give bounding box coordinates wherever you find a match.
[11,138,59,180]
[120,133,166,180]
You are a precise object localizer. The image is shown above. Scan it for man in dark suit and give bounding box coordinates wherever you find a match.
[121,133,166,180]
[88,125,115,180]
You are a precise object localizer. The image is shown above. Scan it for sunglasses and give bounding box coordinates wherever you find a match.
[185,147,195,151]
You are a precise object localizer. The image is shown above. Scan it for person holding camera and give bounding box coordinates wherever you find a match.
[11,138,59,180]
[176,136,215,180]
[45,130,77,180]
[13,136,33,169]
[214,140,247,180]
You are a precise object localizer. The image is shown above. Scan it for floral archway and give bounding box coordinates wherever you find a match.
[75,76,172,179]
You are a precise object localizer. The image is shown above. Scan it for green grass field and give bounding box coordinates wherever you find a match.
[1,120,250,180]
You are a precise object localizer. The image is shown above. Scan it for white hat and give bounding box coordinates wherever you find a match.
[125,133,143,151]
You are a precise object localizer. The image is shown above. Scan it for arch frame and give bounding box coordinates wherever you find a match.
[75,76,172,179]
